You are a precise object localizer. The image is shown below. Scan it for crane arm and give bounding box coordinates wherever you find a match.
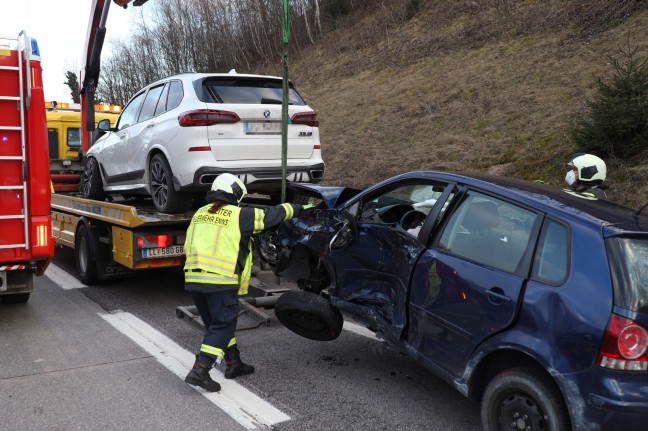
[79,0,148,152]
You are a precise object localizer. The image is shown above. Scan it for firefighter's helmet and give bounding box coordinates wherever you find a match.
[567,153,607,184]
[211,173,248,204]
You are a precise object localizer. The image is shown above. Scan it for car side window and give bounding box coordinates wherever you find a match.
[166,80,183,111]
[138,84,165,122]
[357,181,448,236]
[154,83,170,117]
[116,92,146,130]
[438,191,538,273]
[531,219,569,285]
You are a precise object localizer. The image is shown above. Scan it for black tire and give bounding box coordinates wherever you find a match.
[274,290,343,341]
[149,154,192,214]
[1,293,30,304]
[75,224,98,285]
[481,367,571,431]
[81,157,106,200]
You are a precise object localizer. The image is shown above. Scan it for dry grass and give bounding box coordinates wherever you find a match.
[286,1,648,208]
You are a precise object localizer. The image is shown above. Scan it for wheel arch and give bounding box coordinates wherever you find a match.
[147,148,183,192]
[466,348,566,406]
[276,243,332,295]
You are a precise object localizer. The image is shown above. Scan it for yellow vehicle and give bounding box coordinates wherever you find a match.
[46,102,121,159]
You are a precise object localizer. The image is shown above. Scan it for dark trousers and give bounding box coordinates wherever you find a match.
[188,284,240,366]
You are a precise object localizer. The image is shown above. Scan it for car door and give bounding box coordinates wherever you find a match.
[126,83,167,184]
[100,91,145,184]
[407,190,542,377]
[329,179,453,342]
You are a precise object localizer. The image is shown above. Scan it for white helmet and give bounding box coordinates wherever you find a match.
[567,153,606,184]
[211,173,248,204]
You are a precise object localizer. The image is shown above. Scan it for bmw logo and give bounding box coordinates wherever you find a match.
[263,110,271,118]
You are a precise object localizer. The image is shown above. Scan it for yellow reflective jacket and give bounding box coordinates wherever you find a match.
[184,202,300,295]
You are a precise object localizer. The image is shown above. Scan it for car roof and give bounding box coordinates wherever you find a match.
[397,171,648,234]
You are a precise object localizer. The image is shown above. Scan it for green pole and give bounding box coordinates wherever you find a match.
[281,0,290,203]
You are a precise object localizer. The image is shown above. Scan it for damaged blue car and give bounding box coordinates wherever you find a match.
[257,171,648,431]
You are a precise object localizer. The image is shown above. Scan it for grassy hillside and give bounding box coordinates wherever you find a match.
[286,1,648,208]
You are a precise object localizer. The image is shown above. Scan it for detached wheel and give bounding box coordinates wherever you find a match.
[82,157,106,200]
[2,293,30,304]
[482,367,570,431]
[149,154,192,214]
[274,290,343,341]
[75,224,98,285]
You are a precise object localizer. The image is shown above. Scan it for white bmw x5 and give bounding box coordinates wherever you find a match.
[83,71,325,213]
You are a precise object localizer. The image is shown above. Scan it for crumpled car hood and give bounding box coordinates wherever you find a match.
[287,183,361,209]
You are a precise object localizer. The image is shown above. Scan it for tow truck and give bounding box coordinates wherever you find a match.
[48,0,193,284]
[49,0,291,319]
[47,101,121,192]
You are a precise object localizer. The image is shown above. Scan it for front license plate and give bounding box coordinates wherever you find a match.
[142,245,184,259]
[244,121,281,135]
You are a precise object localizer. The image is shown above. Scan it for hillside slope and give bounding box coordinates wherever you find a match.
[288,1,648,207]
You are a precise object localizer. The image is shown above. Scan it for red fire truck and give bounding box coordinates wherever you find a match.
[0,31,54,303]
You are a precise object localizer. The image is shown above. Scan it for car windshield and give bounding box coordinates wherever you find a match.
[607,237,648,314]
[203,78,307,105]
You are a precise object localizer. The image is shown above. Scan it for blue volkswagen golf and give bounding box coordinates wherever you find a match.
[258,171,648,431]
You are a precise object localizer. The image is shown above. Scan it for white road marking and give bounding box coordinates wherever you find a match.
[343,320,380,340]
[45,263,87,289]
[101,311,290,430]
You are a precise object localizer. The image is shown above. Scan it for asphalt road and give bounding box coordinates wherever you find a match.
[3,246,482,431]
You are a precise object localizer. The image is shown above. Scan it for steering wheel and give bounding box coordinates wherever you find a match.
[400,210,427,231]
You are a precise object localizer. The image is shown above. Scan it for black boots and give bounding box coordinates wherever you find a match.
[185,358,221,392]
[224,345,255,379]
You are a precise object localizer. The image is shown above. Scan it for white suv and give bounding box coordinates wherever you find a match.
[83,71,325,213]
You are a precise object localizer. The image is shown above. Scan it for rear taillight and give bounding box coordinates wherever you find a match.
[137,235,173,248]
[291,111,319,127]
[178,110,240,127]
[597,314,648,371]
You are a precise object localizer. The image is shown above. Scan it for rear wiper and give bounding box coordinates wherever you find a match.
[260,98,282,104]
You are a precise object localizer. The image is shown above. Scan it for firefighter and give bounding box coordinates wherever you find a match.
[183,173,311,392]
[565,153,609,200]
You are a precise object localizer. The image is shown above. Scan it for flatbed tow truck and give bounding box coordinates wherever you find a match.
[51,193,288,326]
[51,193,190,284]
[48,0,290,324]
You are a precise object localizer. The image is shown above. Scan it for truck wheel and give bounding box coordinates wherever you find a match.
[82,157,106,200]
[274,290,343,341]
[75,224,98,285]
[481,367,570,431]
[149,154,192,214]
[1,293,30,304]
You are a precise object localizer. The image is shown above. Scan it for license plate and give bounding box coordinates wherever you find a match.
[244,121,281,135]
[142,245,184,259]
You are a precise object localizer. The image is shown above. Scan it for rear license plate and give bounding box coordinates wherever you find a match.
[244,121,281,135]
[142,245,184,259]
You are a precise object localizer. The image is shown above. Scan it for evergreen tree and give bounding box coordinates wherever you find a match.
[571,44,648,159]
[64,71,80,103]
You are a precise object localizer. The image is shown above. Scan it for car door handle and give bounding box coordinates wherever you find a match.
[486,288,511,304]
[146,123,155,128]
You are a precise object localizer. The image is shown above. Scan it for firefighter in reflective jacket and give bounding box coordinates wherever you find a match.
[183,173,310,392]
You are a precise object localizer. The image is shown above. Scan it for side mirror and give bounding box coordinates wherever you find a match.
[97,119,113,132]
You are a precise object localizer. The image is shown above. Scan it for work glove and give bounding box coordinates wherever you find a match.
[302,203,316,210]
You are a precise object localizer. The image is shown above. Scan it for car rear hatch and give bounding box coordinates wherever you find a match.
[606,234,648,328]
[201,77,316,161]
